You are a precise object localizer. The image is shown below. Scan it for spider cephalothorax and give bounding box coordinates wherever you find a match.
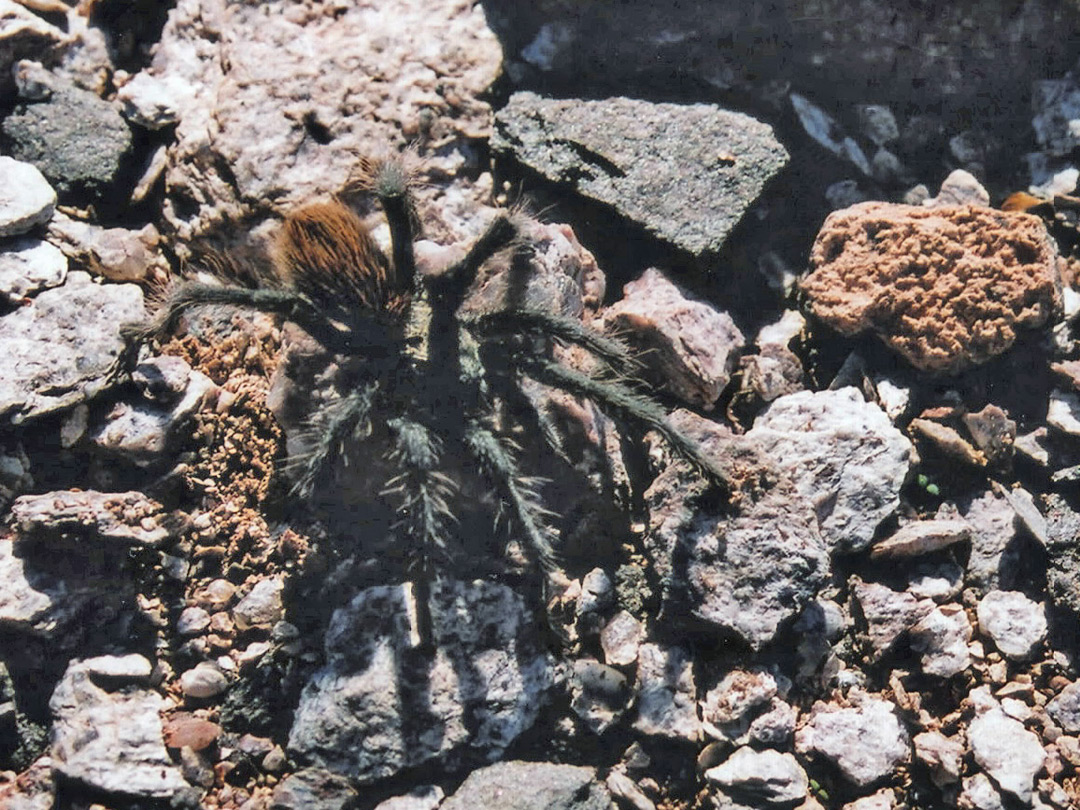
[120,156,730,593]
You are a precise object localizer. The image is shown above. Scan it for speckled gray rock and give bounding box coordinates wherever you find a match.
[633,643,700,741]
[706,747,808,805]
[288,579,552,783]
[956,488,1029,594]
[746,388,912,554]
[600,610,643,667]
[1044,493,1080,615]
[569,659,630,735]
[852,579,934,661]
[909,604,972,678]
[270,768,358,810]
[0,271,144,423]
[0,158,56,237]
[601,268,745,409]
[493,92,788,256]
[9,490,173,547]
[0,238,66,302]
[795,692,910,787]
[967,687,1046,803]
[440,761,611,810]
[1047,681,1080,734]
[1033,64,1080,157]
[2,84,132,200]
[976,590,1047,661]
[50,655,186,798]
[234,576,285,630]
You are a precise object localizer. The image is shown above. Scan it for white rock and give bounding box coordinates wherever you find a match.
[633,643,700,741]
[791,93,871,175]
[50,657,186,797]
[601,610,643,667]
[1047,680,1080,734]
[180,662,229,699]
[870,519,971,559]
[909,604,972,677]
[968,688,1046,803]
[977,590,1047,661]
[1048,390,1080,437]
[233,576,284,630]
[83,654,153,681]
[177,606,211,636]
[795,692,909,787]
[0,238,67,303]
[959,773,1005,810]
[117,71,194,129]
[748,388,911,553]
[373,785,445,810]
[705,747,808,805]
[913,730,964,786]
[0,157,56,237]
[843,788,896,810]
[925,169,990,207]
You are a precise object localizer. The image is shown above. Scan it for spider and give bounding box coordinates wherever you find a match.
[116,156,730,618]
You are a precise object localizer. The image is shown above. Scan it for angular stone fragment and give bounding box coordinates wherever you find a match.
[9,490,173,547]
[852,579,934,660]
[602,268,745,409]
[270,768,358,810]
[909,604,972,677]
[569,659,630,735]
[493,92,788,256]
[600,610,643,667]
[976,590,1047,661]
[871,519,971,559]
[706,747,808,805]
[0,271,145,423]
[440,761,611,810]
[633,643,700,741]
[748,388,911,553]
[802,202,1061,374]
[0,157,56,238]
[288,580,552,783]
[967,687,1046,803]
[795,692,910,787]
[50,656,186,798]
[0,238,67,303]
[913,730,964,787]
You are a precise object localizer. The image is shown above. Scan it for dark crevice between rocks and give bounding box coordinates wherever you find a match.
[88,0,178,74]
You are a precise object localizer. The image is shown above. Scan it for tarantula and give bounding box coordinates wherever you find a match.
[118,156,729,597]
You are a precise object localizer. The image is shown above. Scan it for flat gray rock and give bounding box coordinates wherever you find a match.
[9,490,173,548]
[0,158,56,237]
[50,656,186,798]
[493,92,788,256]
[440,761,611,810]
[0,271,144,423]
[288,579,552,783]
[706,747,808,805]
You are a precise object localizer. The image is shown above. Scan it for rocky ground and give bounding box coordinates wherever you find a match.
[4,1,1080,809]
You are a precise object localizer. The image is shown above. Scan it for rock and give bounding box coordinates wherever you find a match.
[373,785,445,810]
[0,271,145,423]
[968,687,1046,803]
[0,442,32,509]
[440,761,611,810]
[802,202,1061,374]
[705,747,809,805]
[0,755,55,810]
[270,767,358,810]
[50,655,186,798]
[910,418,986,467]
[1045,493,1080,614]
[84,654,153,682]
[577,567,614,616]
[913,730,964,787]
[976,590,1047,661]
[151,0,501,254]
[843,789,897,810]
[908,604,973,677]
[791,92,871,175]
[748,388,911,554]
[233,577,285,631]
[88,357,216,466]
[959,773,1005,810]
[0,238,67,303]
[0,1,65,99]
[604,771,655,810]
[1033,65,1080,157]
[601,268,745,409]
[957,488,1029,594]
[83,225,159,283]
[1047,681,1080,734]
[2,83,132,201]
[1047,390,1080,437]
[852,579,934,661]
[493,92,788,257]
[9,490,174,547]
[906,560,964,603]
[633,643,700,741]
[701,668,778,729]
[962,405,1016,464]
[855,104,900,146]
[600,610,643,667]
[925,169,991,208]
[116,71,193,130]
[0,158,56,238]
[569,659,630,735]
[870,519,971,559]
[162,713,222,752]
[288,579,552,783]
[180,663,229,699]
[795,692,910,787]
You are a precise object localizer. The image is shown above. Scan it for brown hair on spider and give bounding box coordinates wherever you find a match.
[273,200,411,320]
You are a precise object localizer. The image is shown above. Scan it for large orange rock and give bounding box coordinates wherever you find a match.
[802,202,1062,374]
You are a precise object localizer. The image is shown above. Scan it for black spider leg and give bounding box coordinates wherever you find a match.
[288,380,380,498]
[519,357,732,495]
